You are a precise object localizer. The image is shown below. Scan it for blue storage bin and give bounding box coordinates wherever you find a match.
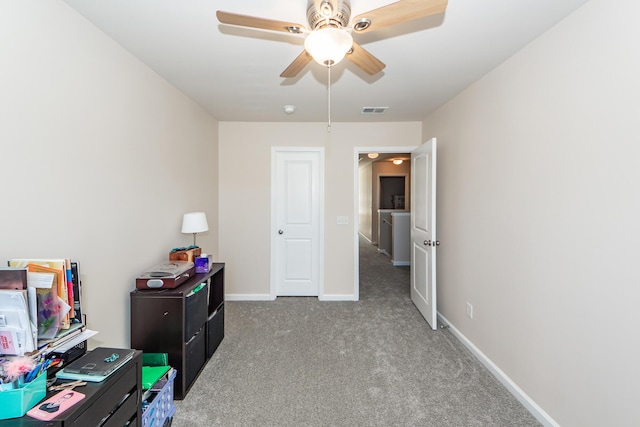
[0,373,47,419]
[142,368,176,427]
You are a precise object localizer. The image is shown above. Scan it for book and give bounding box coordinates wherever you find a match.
[65,259,74,319]
[25,264,63,340]
[0,329,19,354]
[38,322,86,349]
[48,329,97,354]
[70,261,83,324]
[0,267,27,290]
[10,259,71,330]
[27,390,85,421]
[142,365,170,390]
[0,289,36,355]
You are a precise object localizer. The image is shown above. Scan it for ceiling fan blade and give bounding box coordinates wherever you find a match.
[217,11,306,34]
[351,0,448,33]
[346,42,386,76]
[280,50,313,78]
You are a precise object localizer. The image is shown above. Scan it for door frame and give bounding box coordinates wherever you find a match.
[352,146,417,300]
[270,147,325,300]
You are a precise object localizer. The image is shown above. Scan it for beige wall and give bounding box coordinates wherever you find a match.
[0,1,219,348]
[218,122,421,299]
[423,0,639,425]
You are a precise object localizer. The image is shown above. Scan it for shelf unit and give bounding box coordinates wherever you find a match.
[130,263,224,400]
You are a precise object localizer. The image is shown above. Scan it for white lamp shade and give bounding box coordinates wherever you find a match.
[304,27,353,66]
[181,212,209,234]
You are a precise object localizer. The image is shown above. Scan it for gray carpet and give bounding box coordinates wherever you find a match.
[173,237,539,426]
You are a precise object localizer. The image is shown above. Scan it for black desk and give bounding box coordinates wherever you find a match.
[0,350,142,427]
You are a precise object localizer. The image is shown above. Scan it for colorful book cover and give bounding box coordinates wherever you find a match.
[70,261,83,323]
[64,259,74,319]
[10,259,71,330]
[26,265,62,340]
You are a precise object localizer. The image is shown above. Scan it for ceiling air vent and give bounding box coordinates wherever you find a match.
[362,106,389,115]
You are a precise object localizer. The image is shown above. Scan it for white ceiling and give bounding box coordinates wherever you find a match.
[62,0,590,123]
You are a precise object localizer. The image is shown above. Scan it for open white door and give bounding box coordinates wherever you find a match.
[410,138,438,329]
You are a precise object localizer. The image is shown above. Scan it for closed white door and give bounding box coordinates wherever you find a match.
[410,138,438,329]
[272,149,323,296]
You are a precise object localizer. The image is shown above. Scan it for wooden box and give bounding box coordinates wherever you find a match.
[169,248,201,262]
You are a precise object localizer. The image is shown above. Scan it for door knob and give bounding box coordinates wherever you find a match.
[434,241,440,246]
[424,240,431,246]
[278,229,284,235]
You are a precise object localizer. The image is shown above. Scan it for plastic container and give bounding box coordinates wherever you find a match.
[141,368,176,427]
[0,373,47,419]
[195,254,210,273]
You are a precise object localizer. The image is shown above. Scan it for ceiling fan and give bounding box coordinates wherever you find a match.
[216,0,448,78]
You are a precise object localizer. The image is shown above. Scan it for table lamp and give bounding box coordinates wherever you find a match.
[181,212,208,247]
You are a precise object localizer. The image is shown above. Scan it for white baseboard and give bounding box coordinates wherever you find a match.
[225,294,358,302]
[437,313,559,427]
[358,233,374,245]
[225,294,274,301]
[319,294,358,301]
[392,260,410,266]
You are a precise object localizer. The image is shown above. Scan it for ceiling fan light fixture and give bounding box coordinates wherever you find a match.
[304,27,353,66]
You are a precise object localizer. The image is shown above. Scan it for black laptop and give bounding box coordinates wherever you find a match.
[64,347,135,376]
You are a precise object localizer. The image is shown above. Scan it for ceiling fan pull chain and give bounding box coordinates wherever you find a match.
[327,64,331,133]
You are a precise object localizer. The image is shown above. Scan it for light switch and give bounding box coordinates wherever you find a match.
[337,216,349,225]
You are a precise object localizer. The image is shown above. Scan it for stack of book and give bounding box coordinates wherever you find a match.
[0,279,34,355]
[0,259,84,357]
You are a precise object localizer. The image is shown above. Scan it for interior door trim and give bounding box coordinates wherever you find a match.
[352,146,418,300]
[270,147,325,300]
